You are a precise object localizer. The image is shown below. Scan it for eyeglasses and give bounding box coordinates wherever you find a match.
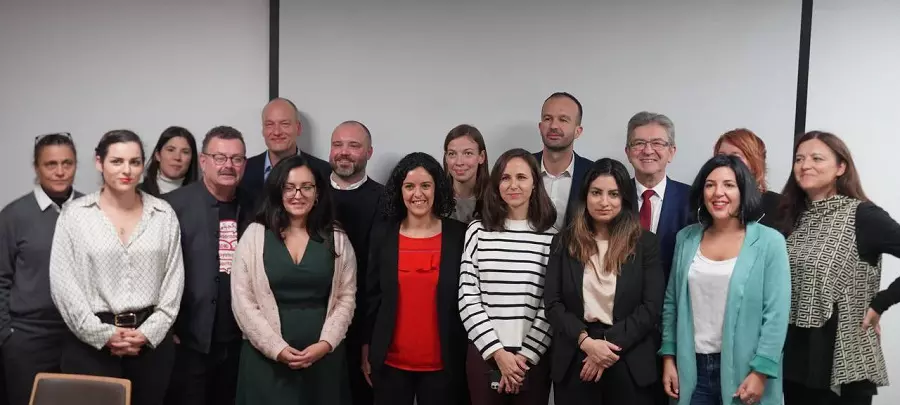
[283,184,316,197]
[35,132,72,144]
[628,139,671,151]
[203,153,246,166]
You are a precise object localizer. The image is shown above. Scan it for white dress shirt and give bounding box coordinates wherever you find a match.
[49,191,185,350]
[635,176,668,233]
[541,153,575,230]
[688,250,736,354]
[33,185,75,213]
[330,173,369,190]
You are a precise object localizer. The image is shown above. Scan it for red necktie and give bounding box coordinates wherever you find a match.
[640,189,655,231]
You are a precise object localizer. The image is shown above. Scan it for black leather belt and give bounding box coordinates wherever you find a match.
[96,307,154,328]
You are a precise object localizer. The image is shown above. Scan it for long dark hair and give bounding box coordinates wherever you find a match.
[563,158,641,275]
[778,131,868,235]
[382,152,455,221]
[443,124,490,206]
[142,126,199,195]
[481,148,556,232]
[255,155,339,250]
[690,155,763,228]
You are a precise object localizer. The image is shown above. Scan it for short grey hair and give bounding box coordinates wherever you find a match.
[626,111,675,146]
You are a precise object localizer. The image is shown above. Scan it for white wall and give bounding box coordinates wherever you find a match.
[0,0,270,206]
[279,0,800,189]
[806,1,900,403]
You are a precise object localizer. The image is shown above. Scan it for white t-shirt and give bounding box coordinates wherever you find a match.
[688,250,736,354]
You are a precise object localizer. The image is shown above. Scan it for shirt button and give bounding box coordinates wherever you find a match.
[212,299,217,305]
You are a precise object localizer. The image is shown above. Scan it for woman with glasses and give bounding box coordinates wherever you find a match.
[49,130,185,405]
[231,155,357,405]
[362,152,469,405]
[140,126,199,196]
[1,133,82,405]
[443,124,490,223]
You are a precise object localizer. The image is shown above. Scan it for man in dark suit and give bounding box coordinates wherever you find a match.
[624,111,692,282]
[624,111,692,405]
[240,97,331,203]
[163,126,255,405]
[533,92,593,229]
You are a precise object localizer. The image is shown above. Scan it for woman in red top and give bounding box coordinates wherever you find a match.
[362,152,469,405]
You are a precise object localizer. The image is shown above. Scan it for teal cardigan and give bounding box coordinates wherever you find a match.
[659,222,791,404]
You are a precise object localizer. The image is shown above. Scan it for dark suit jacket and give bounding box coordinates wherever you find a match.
[759,190,783,229]
[239,149,332,214]
[364,218,469,398]
[162,182,254,354]
[532,151,593,227]
[633,177,692,282]
[544,230,665,386]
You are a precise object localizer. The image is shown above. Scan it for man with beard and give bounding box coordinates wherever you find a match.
[533,92,593,229]
[328,120,383,405]
[163,126,254,405]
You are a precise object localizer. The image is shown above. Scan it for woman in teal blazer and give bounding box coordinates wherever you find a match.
[659,155,791,405]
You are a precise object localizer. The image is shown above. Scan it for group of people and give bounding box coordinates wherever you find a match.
[1,92,899,405]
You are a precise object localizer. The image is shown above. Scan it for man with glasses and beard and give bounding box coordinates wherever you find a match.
[533,92,593,229]
[162,126,254,405]
[328,120,384,405]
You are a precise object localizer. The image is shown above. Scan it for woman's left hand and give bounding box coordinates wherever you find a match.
[292,341,332,369]
[862,308,882,338]
[734,371,766,404]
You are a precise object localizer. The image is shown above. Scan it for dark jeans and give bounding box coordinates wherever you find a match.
[372,365,457,405]
[164,340,241,405]
[691,353,722,405]
[61,331,176,405]
[2,321,68,405]
[465,343,551,405]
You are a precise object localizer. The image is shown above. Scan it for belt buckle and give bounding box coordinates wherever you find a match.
[114,312,137,328]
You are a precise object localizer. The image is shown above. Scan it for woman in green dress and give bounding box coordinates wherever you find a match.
[230,155,358,405]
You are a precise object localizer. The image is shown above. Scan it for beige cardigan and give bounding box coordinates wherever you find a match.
[230,223,357,361]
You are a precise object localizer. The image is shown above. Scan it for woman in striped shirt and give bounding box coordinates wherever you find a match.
[458,148,557,405]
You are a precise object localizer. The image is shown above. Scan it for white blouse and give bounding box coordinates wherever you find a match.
[49,191,184,350]
[688,250,735,354]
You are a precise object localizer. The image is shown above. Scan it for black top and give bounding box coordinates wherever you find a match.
[543,230,664,385]
[0,189,83,344]
[331,178,384,344]
[239,149,332,215]
[758,190,782,229]
[364,217,469,401]
[857,203,900,313]
[162,182,254,353]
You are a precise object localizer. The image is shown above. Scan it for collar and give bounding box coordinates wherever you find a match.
[540,151,575,177]
[72,190,169,213]
[331,173,368,191]
[635,176,668,200]
[33,185,74,212]
[264,145,300,174]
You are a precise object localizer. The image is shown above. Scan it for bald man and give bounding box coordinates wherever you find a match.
[240,97,331,199]
[328,120,384,405]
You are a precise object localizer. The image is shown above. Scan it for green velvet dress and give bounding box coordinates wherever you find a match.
[235,230,350,405]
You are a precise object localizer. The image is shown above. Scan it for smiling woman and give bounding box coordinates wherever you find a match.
[140,126,199,197]
[443,124,489,224]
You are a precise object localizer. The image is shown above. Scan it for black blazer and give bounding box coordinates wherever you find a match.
[162,182,254,354]
[239,149,332,213]
[364,218,469,387]
[544,230,665,386]
[532,151,593,226]
[758,190,782,229]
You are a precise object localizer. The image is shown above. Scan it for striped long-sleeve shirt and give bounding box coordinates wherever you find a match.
[458,219,555,365]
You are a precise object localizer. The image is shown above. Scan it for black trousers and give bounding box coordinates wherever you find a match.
[60,331,176,405]
[372,365,458,405]
[345,333,373,405]
[465,344,551,405]
[164,340,241,405]
[784,380,875,405]
[2,321,68,405]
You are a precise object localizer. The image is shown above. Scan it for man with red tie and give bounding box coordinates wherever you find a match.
[625,111,692,287]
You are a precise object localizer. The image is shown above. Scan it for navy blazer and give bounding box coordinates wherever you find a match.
[633,177,692,282]
[532,151,593,227]
[239,149,331,215]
